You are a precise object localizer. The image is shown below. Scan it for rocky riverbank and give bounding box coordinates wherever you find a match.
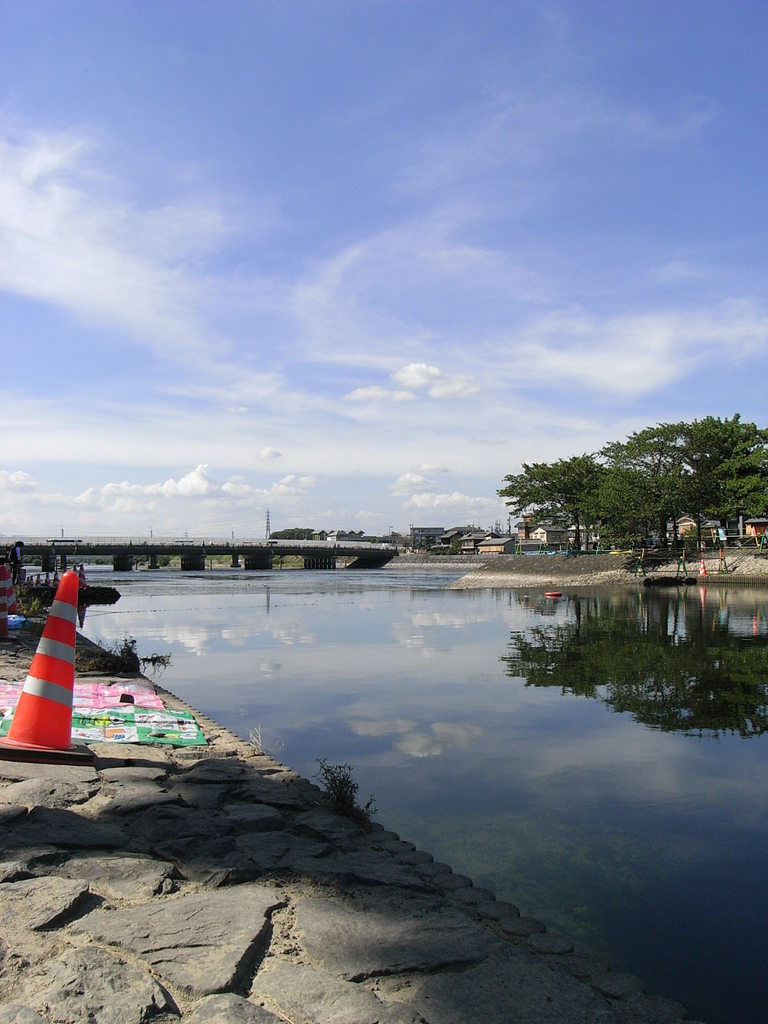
[447,551,768,590]
[0,632,704,1023]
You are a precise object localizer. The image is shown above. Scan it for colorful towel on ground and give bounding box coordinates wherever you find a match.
[0,680,165,710]
[0,679,206,747]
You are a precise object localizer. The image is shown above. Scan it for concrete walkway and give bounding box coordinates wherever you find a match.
[0,679,703,1023]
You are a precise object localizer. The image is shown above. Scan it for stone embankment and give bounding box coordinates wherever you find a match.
[0,636,703,1024]
[448,551,768,590]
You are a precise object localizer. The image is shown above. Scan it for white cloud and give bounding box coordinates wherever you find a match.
[259,447,282,460]
[348,719,416,737]
[405,491,499,513]
[391,362,479,399]
[389,472,430,495]
[0,470,37,493]
[509,302,768,397]
[344,386,415,403]
[392,721,484,758]
[0,132,213,357]
[392,363,443,389]
[99,465,219,499]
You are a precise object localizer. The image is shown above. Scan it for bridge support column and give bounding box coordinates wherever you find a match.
[244,551,273,570]
[180,551,206,571]
[41,551,56,573]
[231,552,241,568]
[113,553,133,572]
[148,553,158,569]
[303,555,336,570]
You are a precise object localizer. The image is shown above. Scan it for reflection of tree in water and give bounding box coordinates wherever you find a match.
[501,590,768,737]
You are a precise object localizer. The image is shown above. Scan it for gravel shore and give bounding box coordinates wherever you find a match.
[447,551,768,590]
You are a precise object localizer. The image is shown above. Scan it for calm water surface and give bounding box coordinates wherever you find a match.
[80,566,768,1024]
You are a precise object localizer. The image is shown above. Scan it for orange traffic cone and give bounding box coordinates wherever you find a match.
[0,570,92,764]
[3,562,18,614]
[699,558,707,577]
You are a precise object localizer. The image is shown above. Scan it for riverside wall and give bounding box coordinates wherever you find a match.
[0,633,704,1024]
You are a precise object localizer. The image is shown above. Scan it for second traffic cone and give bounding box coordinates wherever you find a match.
[699,558,707,577]
[0,570,91,763]
[3,562,18,614]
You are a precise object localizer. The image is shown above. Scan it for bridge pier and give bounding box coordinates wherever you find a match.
[231,553,241,568]
[180,551,206,571]
[113,553,133,572]
[149,553,158,569]
[244,551,273,570]
[303,555,336,570]
[41,551,65,573]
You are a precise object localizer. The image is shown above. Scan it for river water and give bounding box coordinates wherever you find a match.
[78,565,768,1024]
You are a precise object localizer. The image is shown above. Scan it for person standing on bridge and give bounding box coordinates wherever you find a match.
[8,541,24,585]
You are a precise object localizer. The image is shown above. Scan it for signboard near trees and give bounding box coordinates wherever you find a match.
[498,414,768,549]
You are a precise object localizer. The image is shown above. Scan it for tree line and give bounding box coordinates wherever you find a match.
[498,414,768,549]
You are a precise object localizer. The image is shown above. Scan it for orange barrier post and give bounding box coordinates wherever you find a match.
[3,562,18,614]
[699,557,707,577]
[0,570,93,764]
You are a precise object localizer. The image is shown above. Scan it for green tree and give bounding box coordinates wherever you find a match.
[501,590,768,737]
[600,423,686,548]
[269,528,316,540]
[714,416,768,521]
[498,454,604,550]
[594,465,650,548]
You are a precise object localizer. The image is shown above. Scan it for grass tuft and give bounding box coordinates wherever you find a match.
[315,758,376,827]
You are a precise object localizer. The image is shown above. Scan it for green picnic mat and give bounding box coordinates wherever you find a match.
[0,705,207,747]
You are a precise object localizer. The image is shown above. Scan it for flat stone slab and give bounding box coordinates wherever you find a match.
[185,993,284,1023]
[0,847,60,882]
[291,808,369,844]
[291,849,428,889]
[0,807,125,852]
[102,783,181,816]
[50,852,176,899]
[177,758,253,783]
[0,1005,48,1023]
[73,883,285,997]
[169,781,231,809]
[233,777,314,809]
[251,959,422,1024]
[0,762,97,783]
[0,806,26,828]
[0,877,91,930]
[222,803,285,831]
[90,742,173,768]
[22,946,176,1024]
[295,895,500,980]
[235,831,333,868]
[0,777,99,809]
[381,947,622,1024]
[137,802,221,845]
[98,765,169,783]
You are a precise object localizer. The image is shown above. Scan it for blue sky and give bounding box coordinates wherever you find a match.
[1,1,766,538]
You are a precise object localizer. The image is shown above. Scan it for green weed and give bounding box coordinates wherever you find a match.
[315,758,376,826]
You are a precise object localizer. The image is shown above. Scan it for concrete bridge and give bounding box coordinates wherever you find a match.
[16,537,398,573]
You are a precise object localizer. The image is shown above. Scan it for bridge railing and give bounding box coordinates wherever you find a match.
[16,535,398,552]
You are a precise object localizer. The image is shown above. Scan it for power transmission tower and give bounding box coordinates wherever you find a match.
[265,509,271,539]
